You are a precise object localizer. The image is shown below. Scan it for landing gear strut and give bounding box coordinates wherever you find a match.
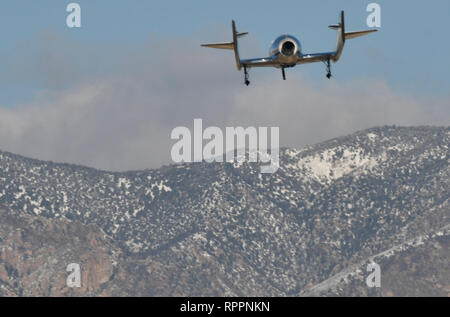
[325,58,332,79]
[244,66,250,86]
[282,67,286,80]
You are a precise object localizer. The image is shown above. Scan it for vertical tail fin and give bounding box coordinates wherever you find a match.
[328,11,377,62]
[231,21,241,70]
[201,20,247,70]
[328,11,345,62]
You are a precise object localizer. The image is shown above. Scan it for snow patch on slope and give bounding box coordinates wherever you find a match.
[297,147,382,184]
[145,181,172,199]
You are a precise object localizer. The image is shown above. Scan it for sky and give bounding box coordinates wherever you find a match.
[0,0,449,171]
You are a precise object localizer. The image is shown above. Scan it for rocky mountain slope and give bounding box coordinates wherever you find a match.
[0,126,449,296]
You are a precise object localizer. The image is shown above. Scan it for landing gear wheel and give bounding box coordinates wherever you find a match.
[282,67,286,80]
[244,66,250,86]
[324,59,332,79]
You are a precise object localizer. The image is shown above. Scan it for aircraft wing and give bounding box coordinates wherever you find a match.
[297,52,336,65]
[240,56,278,68]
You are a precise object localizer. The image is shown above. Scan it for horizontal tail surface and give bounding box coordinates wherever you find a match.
[201,20,246,70]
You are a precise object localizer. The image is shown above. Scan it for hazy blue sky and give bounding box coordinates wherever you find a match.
[1,0,449,106]
[0,1,448,170]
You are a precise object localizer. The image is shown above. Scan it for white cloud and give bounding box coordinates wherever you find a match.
[0,33,448,171]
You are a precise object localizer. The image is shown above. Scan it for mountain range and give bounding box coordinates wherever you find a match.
[0,125,448,296]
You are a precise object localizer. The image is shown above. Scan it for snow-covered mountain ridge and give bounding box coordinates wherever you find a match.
[0,126,448,296]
